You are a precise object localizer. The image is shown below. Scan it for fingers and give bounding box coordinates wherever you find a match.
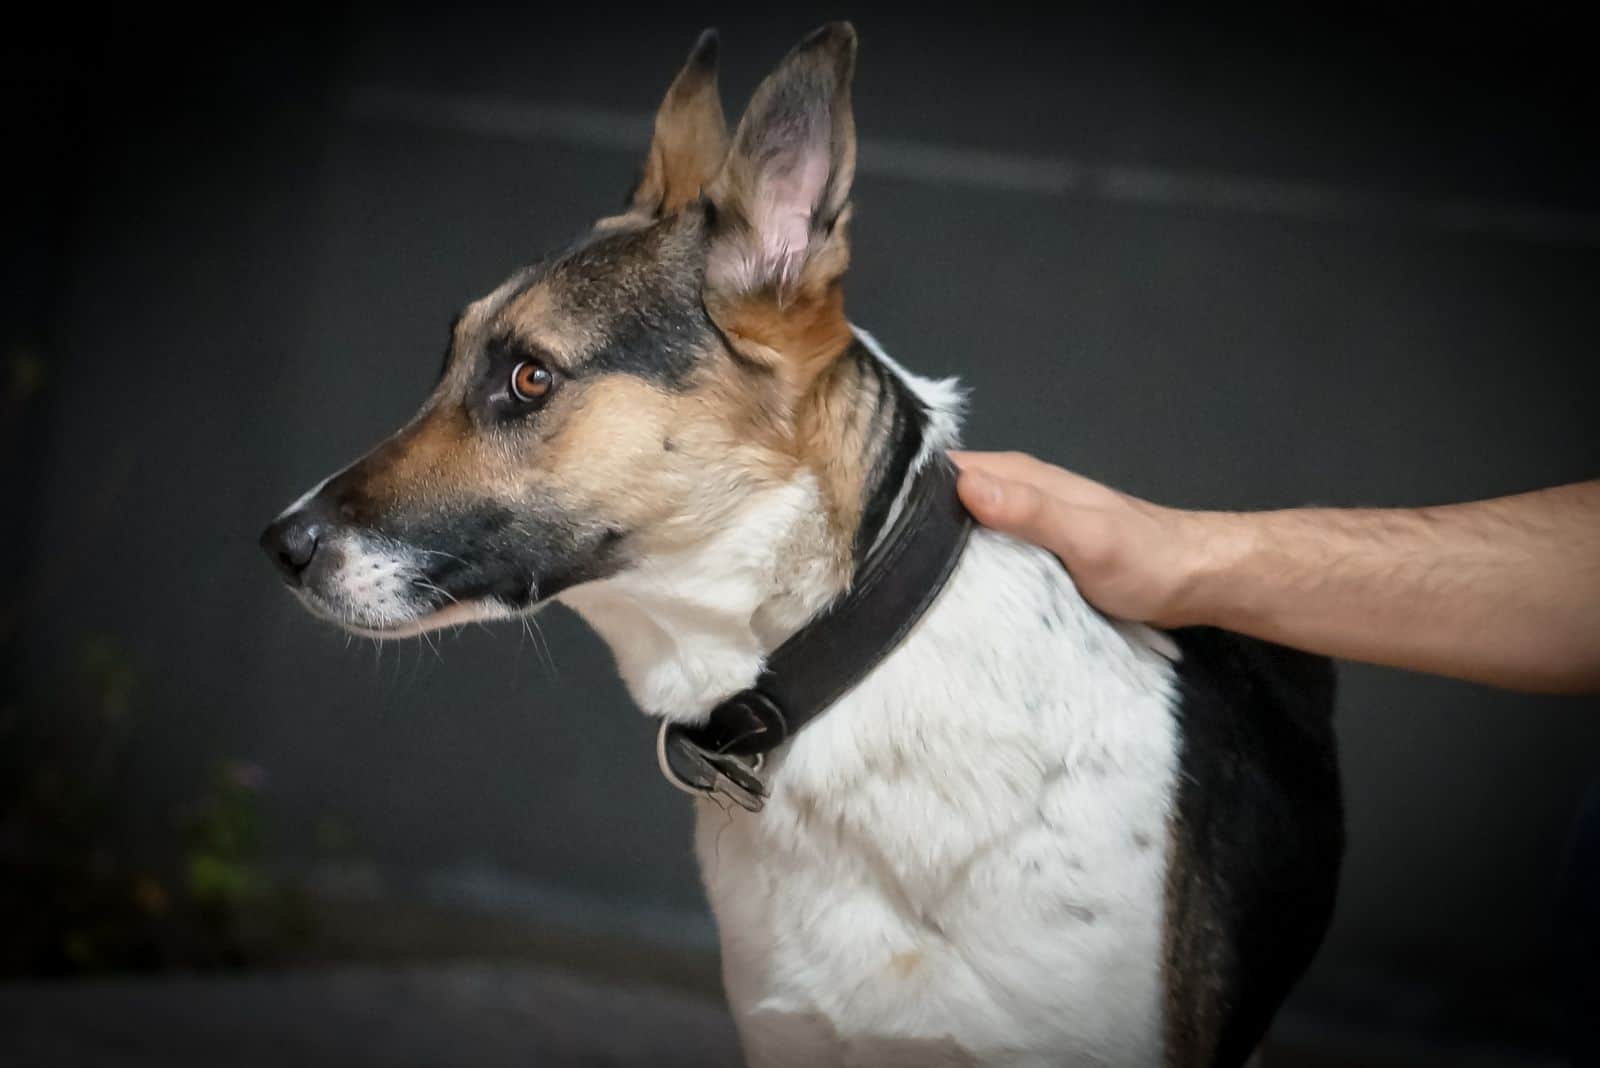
[957,468,1074,560]
[950,450,1052,482]
[955,467,1009,521]
[951,450,1189,624]
[949,450,1102,502]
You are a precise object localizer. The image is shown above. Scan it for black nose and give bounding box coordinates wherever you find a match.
[260,509,323,585]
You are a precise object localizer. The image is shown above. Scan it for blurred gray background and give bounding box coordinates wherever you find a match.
[3,6,1597,1066]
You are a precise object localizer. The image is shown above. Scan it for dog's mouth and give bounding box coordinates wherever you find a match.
[301,591,523,640]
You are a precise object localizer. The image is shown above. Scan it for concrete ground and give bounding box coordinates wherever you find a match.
[0,961,1559,1068]
[0,964,742,1068]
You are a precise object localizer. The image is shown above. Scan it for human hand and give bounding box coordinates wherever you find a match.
[953,453,1600,692]
[951,451,1222,627]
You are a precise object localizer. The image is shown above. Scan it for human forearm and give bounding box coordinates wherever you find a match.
[1172,486,1600,693]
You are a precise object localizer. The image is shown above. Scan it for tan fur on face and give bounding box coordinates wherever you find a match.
[497,284,599,369]
[343,406,476,517]
[539,372,784,541]
[323,25,884,606]
[525,332,875,590]
[710,276,852,384]
[703,280,881,563]
[346,346,793,553]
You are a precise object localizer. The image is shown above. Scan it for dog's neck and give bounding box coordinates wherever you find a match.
[559,327,962,724]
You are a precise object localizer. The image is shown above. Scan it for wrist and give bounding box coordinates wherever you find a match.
[1161,509,1256,628]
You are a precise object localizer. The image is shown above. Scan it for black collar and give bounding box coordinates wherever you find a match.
[656,455,973,811]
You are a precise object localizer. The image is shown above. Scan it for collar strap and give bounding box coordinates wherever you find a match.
[657,455,974,811]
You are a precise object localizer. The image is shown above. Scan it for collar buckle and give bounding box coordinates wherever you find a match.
[656,688,788,813]
[651,457,973,815]
[656,721,769,812]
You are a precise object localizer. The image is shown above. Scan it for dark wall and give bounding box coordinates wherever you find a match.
[7,4,1598,1043]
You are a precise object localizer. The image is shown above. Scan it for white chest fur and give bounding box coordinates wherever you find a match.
[559,329,1185,1065]
[693,530,1182,1067]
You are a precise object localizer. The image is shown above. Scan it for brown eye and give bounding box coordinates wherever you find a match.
[510,360,554,403]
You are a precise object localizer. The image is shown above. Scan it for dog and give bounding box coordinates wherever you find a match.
[261,24,1342,1067]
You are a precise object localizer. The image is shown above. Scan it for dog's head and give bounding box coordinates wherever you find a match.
[261,25,871,638]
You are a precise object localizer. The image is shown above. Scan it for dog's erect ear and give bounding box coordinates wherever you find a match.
[705,22,857,306]
[624,29,729,220]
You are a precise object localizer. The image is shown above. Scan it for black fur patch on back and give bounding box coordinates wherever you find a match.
[1162,628,1344,1067]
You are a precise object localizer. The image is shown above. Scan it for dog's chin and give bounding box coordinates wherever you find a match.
[294,589,523,641]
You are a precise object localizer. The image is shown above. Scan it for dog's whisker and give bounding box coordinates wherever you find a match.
[410,576,460,606]
[516,613,548,674]
[414,547,470,567]
[526,612,559,678]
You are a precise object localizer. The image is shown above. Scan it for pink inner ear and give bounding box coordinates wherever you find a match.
[751,148,831,287]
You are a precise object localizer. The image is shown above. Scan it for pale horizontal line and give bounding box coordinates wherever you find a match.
[343,84,1600,248]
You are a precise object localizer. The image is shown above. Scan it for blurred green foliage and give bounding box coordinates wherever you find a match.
[0,635,315,975]
[1,336,322,975]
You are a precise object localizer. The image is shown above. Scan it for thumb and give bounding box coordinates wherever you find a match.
[958,469,1061,551]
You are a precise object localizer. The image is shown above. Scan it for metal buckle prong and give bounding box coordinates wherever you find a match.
[656,721,769,812]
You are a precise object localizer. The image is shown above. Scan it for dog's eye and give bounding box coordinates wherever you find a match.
[510,360,554,404]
